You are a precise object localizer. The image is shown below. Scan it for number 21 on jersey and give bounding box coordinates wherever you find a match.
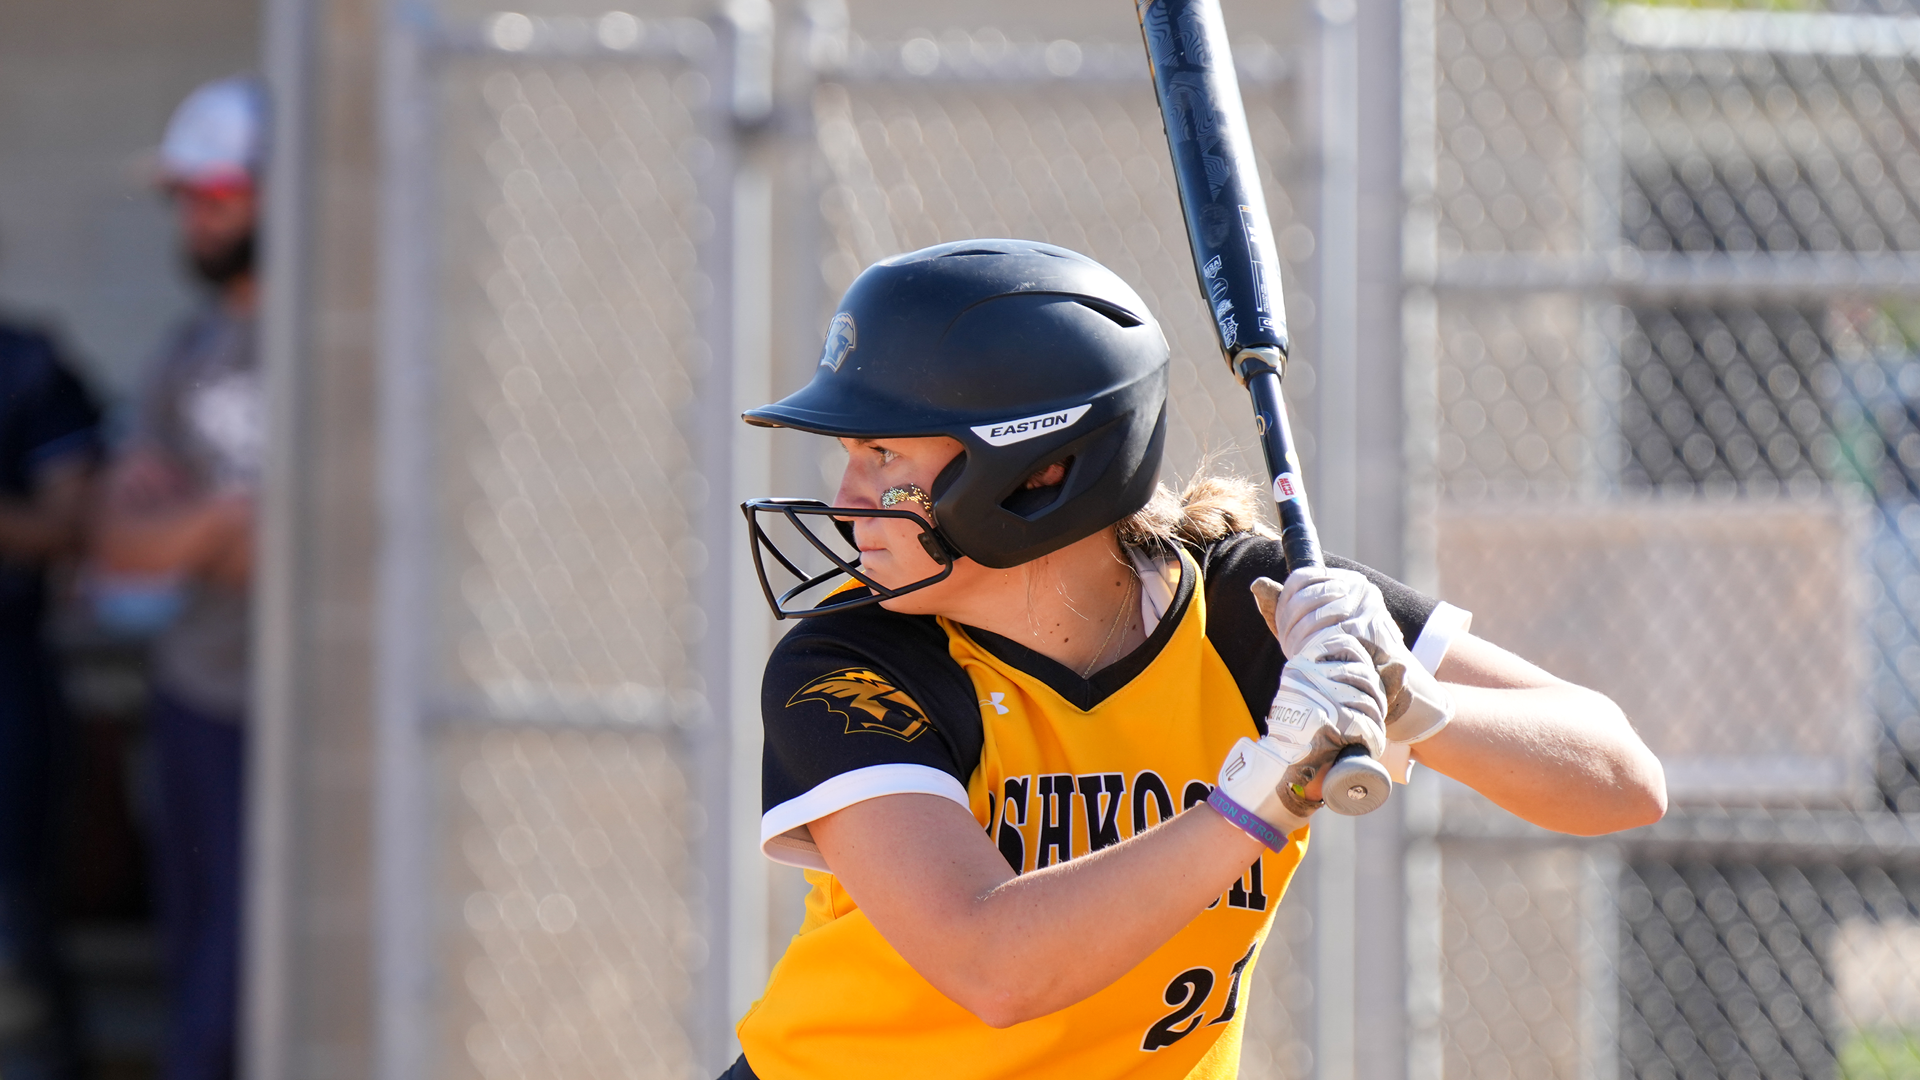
[1142,941,1258,1051]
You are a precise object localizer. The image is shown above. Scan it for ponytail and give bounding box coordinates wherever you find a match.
[1115,461,1277,553]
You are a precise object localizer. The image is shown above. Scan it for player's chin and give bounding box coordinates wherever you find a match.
[870,558,965,615]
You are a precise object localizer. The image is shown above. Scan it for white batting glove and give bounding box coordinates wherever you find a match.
[1217,629,1388,833]
[1252,569,1454,747]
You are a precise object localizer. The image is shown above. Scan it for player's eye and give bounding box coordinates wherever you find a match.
[874,446,899,466]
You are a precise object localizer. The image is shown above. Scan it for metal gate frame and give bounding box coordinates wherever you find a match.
[365,3,774,1074]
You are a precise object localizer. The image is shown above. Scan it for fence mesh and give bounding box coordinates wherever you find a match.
[426,50,715,1078]
[1423,1,1920,1077]
[814,67,1311,494]
[438,59,710,708]
[1437,845,1615,1080]
[439,728,696,1080]
[1621,34,1920,257]
[386,2,1920,1077]
[1433,0,1595,257]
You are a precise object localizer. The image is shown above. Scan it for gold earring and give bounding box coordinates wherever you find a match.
[880,484,935,518]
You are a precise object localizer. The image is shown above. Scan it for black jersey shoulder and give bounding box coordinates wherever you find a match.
[1197,532,1441,735]
[760,594,984,813]
[759,538,1442,814]
[0,324,99,496]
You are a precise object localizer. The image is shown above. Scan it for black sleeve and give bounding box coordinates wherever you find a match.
[761,604,986,815]
[1197,532,1442,735]
[22,354,100,470]
[0,328,99,478]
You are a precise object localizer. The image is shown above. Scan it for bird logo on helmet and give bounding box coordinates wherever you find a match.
[820,312,857,373]
[741,239,1170,619]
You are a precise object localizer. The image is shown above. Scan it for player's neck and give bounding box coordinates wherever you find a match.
[944,529,1148,678]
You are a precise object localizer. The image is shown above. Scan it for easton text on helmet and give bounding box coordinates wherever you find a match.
[970,404,1093,448]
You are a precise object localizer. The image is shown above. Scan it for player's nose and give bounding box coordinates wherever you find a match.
[830,470,877,517]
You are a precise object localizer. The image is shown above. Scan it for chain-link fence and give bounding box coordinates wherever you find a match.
[386,7,1336,1076]
[1416,1,1920,1078]
[355,1,1920,1077]
[812,30,1310,494]
[379,20,737,1077]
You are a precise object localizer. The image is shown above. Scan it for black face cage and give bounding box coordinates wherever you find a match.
[740,499,957,619]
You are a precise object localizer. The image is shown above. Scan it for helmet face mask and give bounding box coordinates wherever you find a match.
[741,499,958,619]
[741,240,1170,619]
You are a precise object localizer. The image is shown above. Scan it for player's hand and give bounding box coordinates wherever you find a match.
[1252,569,1454,745]
[1218,629,1388,829]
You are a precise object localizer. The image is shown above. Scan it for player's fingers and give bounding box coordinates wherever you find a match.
[1254,574,1351,639]
[1289,655,1387,733]
[1352,635,1412,718]
[1274,570,1387,656]
[1325,661,1386,711]
[1299,763,1327,805]
[1250,575,1283,629]
[1276,564,1338,599]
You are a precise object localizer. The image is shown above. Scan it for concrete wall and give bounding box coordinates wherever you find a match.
[0,0,258,408]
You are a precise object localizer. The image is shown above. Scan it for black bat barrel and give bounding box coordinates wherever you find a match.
[1137,0,1289,365]
[1138,0,1392,817]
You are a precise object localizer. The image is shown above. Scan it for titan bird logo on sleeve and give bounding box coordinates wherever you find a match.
[788,668,931,741]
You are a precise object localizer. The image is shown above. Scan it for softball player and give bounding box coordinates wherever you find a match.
[728,240,1665,1079]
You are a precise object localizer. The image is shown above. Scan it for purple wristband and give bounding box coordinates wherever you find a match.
[1206,787,1290,852]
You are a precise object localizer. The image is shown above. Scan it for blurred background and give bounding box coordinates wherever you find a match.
[16,0,1920,1077]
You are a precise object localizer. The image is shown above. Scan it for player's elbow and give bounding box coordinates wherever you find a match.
[946,978,1049,1029]
[1572,704,1669,835]
[935,960,1061,1029]
[1614,747,1668,831]
[967,999,1035,1030]
[1605,705,1668,831]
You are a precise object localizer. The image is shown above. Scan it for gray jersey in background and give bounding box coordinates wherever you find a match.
[131,305,260,720]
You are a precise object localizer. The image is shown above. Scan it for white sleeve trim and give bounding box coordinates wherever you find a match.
[760,763,973,871]
[1410,601,1472,675]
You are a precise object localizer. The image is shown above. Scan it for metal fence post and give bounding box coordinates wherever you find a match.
[725,0,778,1054]
[690,12,743,1068]
[372,1,439,1077]
[247,0,319,1073]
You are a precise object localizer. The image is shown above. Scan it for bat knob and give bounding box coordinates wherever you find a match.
[1323,747,1391,816]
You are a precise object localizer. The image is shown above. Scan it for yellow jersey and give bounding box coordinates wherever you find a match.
[737,533,1450,1079]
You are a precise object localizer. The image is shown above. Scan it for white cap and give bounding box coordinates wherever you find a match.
[158,76,267,188]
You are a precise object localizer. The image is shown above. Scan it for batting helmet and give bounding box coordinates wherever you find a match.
[742,239,1170,617]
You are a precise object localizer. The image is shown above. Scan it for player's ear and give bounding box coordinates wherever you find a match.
[1022,457,1072,490]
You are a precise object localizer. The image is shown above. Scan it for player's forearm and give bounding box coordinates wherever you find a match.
[0,461,93,561]
[0,502,80,560]
[951,806,1265,1025]
[815,792,1264,1028]
[1412,682,1666,835]
[91,502,230,576]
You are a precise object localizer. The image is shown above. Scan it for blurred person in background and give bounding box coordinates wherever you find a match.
[0,319,100,1080]
[91,76,265,1080]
